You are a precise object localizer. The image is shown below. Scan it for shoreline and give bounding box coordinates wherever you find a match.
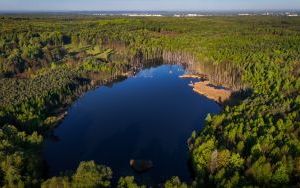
[179,73,208,80]
[180,74,232,103]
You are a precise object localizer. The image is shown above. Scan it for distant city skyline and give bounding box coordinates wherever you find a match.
[0,0,299,11]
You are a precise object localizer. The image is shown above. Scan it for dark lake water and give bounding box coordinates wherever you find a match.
[43,65,220,185]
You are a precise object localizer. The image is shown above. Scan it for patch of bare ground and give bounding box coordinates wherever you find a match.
[179,73,208,80]
[180,74,232,103]
[192,81,232,103]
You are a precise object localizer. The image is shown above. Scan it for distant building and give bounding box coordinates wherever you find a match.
[262,12,270,16]
[124,14,163,17]
[238,13,251,16]
[287,14,298,17]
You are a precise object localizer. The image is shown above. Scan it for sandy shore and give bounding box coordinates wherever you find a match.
[179,73,208,80]
[192,81,232,103]
[180,74,232,103]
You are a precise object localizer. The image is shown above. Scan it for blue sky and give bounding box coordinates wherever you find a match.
[0,0,299,11]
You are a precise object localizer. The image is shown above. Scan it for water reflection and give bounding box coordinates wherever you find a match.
[43,65,221,185]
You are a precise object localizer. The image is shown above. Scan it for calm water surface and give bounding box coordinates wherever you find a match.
[43,65,220,184]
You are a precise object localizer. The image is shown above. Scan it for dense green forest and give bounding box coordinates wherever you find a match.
[0,15,299,187]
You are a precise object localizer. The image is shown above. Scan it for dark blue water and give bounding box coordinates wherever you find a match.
[44,65,220,184]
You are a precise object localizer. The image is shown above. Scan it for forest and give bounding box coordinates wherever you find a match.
[0,15,300,187]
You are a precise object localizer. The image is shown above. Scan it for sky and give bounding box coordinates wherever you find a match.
[0,0,299,11]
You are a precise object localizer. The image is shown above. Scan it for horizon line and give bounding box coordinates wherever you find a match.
[0,9,300,13]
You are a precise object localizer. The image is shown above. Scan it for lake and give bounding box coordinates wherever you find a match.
[43,64,221,185]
